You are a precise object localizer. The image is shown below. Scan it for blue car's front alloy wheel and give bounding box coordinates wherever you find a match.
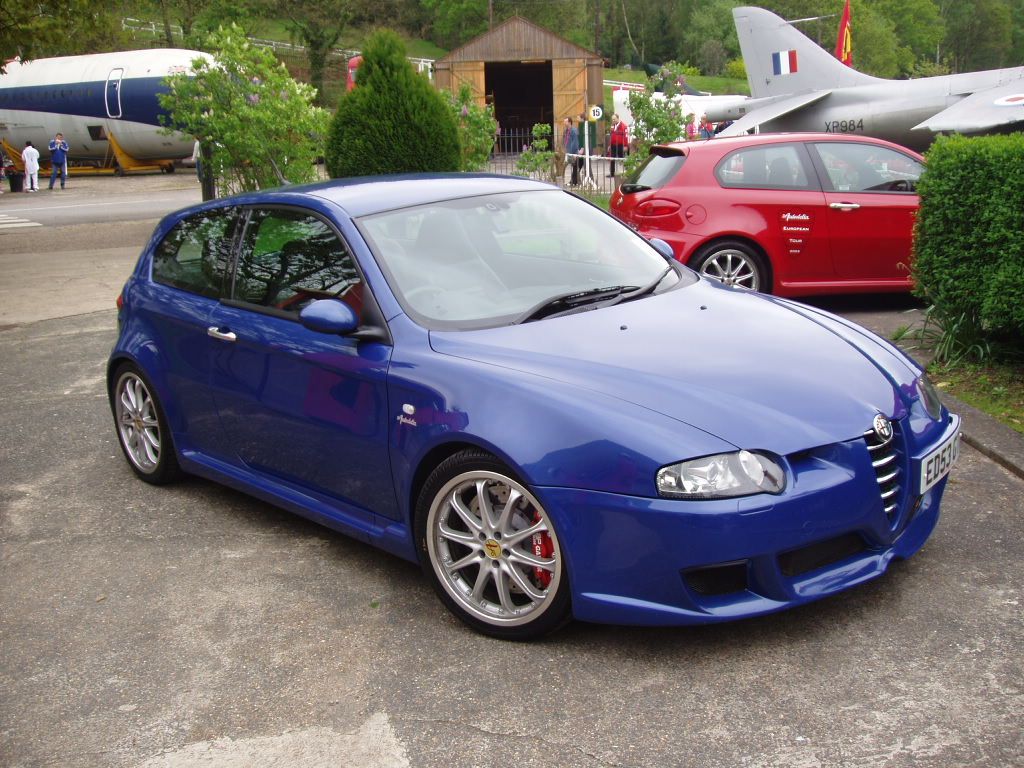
[417,451,571,639]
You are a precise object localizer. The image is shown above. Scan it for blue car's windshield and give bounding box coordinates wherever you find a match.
[358,189,692,329]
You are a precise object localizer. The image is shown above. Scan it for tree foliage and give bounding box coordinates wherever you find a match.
[421,0,489,49]
[515,123,557,181]
[325,29,459,178]
[269,0,364,107]
[411,0,1015,80]
[12,1,1016,88]
[0,0,125,71]
[159,25,328,195]
[624,63,698,175]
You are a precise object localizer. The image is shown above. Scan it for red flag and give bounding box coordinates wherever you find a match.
[835,0,853,66]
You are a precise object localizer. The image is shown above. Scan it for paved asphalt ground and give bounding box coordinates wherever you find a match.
[1,176,1021,767]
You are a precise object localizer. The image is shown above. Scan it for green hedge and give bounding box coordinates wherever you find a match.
[325,30,459,178]
[913,134,1024,349]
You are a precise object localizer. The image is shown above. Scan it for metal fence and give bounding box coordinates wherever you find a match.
[486,127,629,196]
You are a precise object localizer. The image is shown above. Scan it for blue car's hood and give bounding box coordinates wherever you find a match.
[429,282,920,456]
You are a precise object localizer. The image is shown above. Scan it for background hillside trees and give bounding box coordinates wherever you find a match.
[13,1,1018,82]
[1,0,125,70]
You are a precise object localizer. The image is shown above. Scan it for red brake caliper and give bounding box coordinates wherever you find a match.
[531,512,554,588]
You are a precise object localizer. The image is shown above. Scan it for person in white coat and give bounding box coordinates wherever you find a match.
[21,141,40,192]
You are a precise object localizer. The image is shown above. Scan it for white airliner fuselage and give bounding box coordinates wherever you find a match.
[0,49,210,164]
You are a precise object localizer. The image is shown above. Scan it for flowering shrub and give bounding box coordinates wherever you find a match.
[159,25,328,195]
[444,84,498,172]
[515,123,557,181]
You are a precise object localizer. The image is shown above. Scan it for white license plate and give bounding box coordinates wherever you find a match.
[919,429,961,494]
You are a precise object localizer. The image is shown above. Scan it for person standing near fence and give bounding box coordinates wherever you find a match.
[22,141,40,192]
[563,117,579,186]
[609,113,629,177]
[48,132,69,190]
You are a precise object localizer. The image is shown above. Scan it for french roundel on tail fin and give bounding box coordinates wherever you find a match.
[734,6,877,99]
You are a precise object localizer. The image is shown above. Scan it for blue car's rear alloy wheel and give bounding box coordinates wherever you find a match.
[417,451,571,639]
[112,363,180,485]
[692,240,767,292]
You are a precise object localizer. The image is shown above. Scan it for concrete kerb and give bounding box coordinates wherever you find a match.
[943,392,1024,482]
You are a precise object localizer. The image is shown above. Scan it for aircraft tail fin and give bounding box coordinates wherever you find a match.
[734,6,879,98]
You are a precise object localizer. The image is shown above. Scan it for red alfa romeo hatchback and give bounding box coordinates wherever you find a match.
[610,133,925,296]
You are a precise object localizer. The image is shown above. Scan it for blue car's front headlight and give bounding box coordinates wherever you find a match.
[656,450,786,499]
[917,374,944,421]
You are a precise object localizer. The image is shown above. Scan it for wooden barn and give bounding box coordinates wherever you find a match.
[432,16,604,148]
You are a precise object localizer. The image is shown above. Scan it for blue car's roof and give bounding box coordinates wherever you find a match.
[252,173,557,218]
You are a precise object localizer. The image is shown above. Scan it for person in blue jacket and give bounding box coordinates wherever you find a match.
[562,117,579,186]
[48,133,69,190]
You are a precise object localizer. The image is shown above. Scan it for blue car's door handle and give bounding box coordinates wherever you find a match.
[207,327,237,342]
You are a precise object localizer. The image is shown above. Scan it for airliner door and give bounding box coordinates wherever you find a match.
[105,68,124,118]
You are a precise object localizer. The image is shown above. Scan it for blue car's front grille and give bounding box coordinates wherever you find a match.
[863,423,903,523]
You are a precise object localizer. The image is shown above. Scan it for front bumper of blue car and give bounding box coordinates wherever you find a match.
[539,414,961,626]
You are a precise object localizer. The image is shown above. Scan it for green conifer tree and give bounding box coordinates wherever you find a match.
[326,30,460,177]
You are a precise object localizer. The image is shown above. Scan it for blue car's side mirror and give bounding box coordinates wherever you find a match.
[299,299,359,335]
[648,238,676,263]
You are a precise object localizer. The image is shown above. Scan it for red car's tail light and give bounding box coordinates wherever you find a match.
[635,199,682,218]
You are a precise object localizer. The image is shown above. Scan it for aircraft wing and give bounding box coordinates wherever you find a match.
[715,90,831,136]
[914,79,1024,133]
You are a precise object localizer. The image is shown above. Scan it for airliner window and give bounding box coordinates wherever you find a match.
[234,209,362,316]
[813,142,923,193]
[152,209,236,298]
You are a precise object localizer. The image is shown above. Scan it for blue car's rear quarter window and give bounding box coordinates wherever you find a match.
[152,209,237,298]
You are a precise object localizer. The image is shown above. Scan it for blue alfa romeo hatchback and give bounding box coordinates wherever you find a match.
[108,175,960,639]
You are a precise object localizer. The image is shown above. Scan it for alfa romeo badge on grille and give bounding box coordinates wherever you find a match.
[873,414,893,441]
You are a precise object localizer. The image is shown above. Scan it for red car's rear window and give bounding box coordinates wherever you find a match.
[621,149,686,194]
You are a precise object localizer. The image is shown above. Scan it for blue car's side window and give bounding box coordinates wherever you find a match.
[234,209,363,316]
[152,209,235,298]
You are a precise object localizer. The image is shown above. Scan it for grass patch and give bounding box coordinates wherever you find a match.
[603,67,646,84]
[893,318,1023,432]
[577,192,610,210]
[689,75,750,95]
[603,67,749,96]
[928,362,1024,434]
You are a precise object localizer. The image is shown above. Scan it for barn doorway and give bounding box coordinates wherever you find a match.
[485,61,553,153]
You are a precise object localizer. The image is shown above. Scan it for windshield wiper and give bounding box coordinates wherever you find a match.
[513,285,634,324]
[605,265,675,306]
[619,182,651,194]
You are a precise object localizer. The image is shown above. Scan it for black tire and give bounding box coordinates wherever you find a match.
[691,239,769,292]
[415,449,572,640]
[110,362,182,485]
